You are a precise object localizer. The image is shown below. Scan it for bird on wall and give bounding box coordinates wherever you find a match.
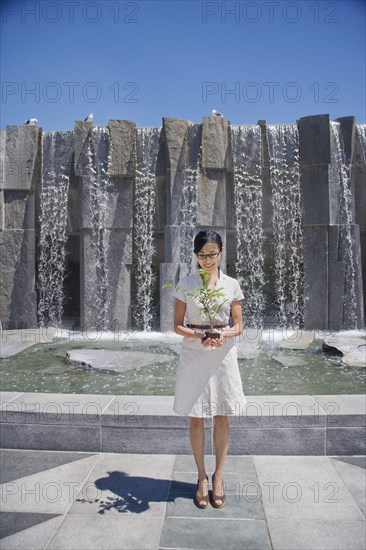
[84,113,94,123]
[212,109,223,117]
[24,118,38,125]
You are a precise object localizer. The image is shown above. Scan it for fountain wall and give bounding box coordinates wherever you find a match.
[0,115,365,331]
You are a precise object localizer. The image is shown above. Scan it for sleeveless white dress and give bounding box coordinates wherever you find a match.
[172,270,247,418]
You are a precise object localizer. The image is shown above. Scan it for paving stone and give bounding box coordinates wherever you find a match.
[267,518,366,550]
[47,515,164,550]
[0,511,61,539]
[253,455,365,521]
[0,449,97,484]
[0,514,64,550]
[167,472,265,519]
[329,455,366,516]
[160,517,272,550]
[0,454,99,514]
[68,453,175,517]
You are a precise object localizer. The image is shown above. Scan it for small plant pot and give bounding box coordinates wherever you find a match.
[204,331,221,340]
[202,330,221,350]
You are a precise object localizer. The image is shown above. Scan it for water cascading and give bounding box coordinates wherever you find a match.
[37,131,73,327]
[180,124,200,271]
[133,127,161,330]
[231,125,265,327]
[357,124,366,163]
[331,121,358,328]
[85,127,113,329]
[267,124,304,328]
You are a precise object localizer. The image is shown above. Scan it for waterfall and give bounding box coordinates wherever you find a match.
[180,124,201,271]
[231,125,265,327]
[267,124,304,328]
[330,121,357,328]
[37,131,73,327]
[133,127,161,330]
[356,124,366,163]
[85,127,113,329]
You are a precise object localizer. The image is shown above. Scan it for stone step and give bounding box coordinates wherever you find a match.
[1,392,365,456]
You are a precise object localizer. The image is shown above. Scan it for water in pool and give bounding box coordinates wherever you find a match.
[0,330,365,395]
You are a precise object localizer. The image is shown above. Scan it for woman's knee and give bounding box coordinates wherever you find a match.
[190,417,205,428]
[213,415,229,426]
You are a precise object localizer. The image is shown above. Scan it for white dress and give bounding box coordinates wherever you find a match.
[172,270,247,418]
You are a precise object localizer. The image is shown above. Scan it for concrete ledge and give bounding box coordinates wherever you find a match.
[0,392,365,455]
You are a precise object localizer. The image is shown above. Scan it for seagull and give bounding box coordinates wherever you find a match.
[84,113,94,122]
[24,118,38,126]
[212,109,223,117]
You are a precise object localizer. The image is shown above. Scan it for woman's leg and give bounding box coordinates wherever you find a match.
[212,415,229,505]
[189,417,208,503]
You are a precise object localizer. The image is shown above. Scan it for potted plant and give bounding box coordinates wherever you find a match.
[163,268,228,344]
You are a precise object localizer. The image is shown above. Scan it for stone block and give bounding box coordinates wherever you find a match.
[167,169,186,226]
[162,119,190,225]
[197,170,226,226]
[303,226,328,329]
[298,114,331,165]
[231,395,325,427]
[80,175,134,230]
[326,427,366,455]
[0,189,4,230]
[108,120,136,176]
[4,190,34,229]
[201,116,229,170]
[102,395,187,427]
[0,391,114,425]
[329,261,345,331]
[4,125,41,190]
[101,426,197,454]
[300,165,340,225]
[0,423,101,451]
[354,172,366,230]
[109,258,131,330]
[162,118,190,176]
[66,187,79,233]
[80,228,132,330]
[0,229,37,328]
[228,427,325,455]
[354,125,366,168]
[74,120,92,177]
[314,394,366,423]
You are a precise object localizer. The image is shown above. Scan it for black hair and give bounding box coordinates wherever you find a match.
[193,230,223,254]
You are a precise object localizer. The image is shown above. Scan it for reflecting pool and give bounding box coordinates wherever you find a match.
[1,330,365,396]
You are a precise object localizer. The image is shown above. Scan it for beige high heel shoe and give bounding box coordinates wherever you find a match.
[194,476,209,509]
[211,473,226,508]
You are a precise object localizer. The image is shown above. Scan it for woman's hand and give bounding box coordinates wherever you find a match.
[201,331,225,348]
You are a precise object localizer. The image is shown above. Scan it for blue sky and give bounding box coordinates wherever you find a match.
[1,0,365,130]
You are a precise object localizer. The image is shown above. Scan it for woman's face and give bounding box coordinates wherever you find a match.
[196,241,222,274]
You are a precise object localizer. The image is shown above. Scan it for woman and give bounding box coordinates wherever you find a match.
[172,230,247,509]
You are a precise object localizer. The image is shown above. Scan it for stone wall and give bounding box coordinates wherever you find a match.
[0,115,364,331]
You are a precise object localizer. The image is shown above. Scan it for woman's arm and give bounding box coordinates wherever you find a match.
[222,300,243,339]
[173,298,202,339]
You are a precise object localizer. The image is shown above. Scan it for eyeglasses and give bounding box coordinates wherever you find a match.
[196,251,221,261]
